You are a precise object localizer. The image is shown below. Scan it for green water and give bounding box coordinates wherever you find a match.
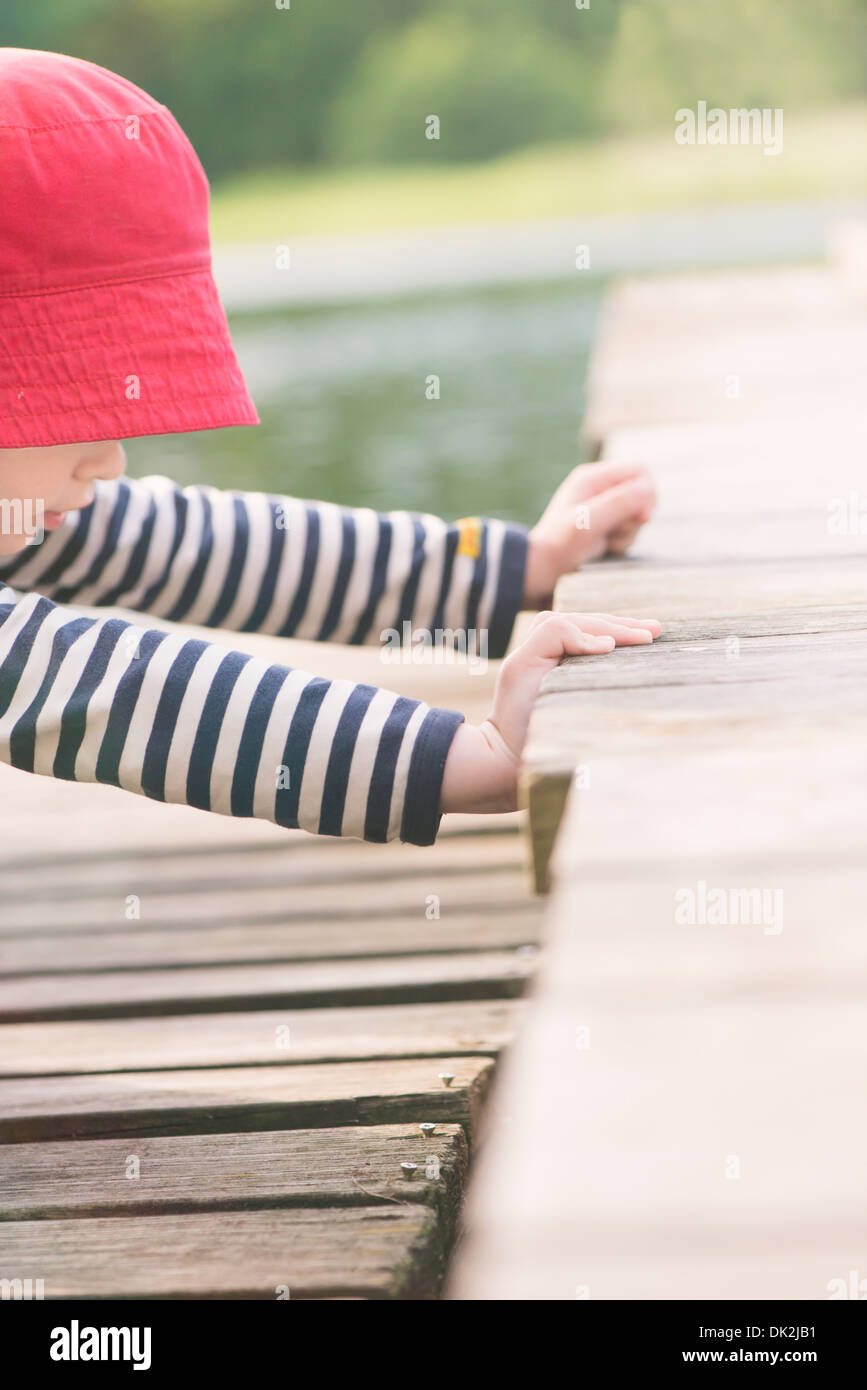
[127,279,603,526]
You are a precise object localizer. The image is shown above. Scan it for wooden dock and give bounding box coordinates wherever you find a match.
[3,256,865,1302]
[451,259,867,1298]
[0,642,540,1298]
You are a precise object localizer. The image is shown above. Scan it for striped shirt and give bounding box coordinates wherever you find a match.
[0,475,527,844]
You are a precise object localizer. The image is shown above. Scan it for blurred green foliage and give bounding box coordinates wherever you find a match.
[3,0,864,182]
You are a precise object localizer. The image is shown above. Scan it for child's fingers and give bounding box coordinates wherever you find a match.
[606,519,643,554]
[580,612,662,638]
[570,461,651,500]
[518,613,616,662]
[583,477,657,537]
[489,609,657,763]
[526,610,661,642]
[555,612,654,645]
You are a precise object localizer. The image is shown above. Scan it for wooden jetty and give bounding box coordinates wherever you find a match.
[451,257,867,1298]
[3,252,865,1301]
[0,642,540,1299]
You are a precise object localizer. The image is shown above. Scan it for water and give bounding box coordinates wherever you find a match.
[126,279,603,526]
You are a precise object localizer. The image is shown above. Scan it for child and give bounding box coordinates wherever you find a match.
[0,49,659,846]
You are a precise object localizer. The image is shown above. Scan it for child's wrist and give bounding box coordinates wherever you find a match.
[523,532,556,608]
[440,721,519,814]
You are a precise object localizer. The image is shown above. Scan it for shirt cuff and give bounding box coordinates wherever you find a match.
[400,705,466,846]
[487,522,529,658]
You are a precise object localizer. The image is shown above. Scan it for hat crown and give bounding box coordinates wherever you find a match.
[0,48,210,296]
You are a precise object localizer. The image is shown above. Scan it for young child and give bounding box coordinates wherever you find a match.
[0,49,660,846]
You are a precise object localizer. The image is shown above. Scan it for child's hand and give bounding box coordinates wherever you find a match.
[524,462,656,608]
[440,611,661,813]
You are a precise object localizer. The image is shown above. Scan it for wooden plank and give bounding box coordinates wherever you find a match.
[0,1206,446,1299]
[598,414,867,561]
[0,1055,494,1143]
[621,512,867,561]
[556,554,867,623]
[459,259,867,1299]
[0,1125,467,1222]
[0,908,542,974]
[0,866,531,933]
[0,950,533,1023]
[585,330,867,444]
[455,737,867,1298]
[0,999,524,1077]
[454,781,867,1297]
[591,267,864,331]
[524,626,867,885]
[585,364,863,444]
[602,414,867,504]
[521,768,572,895]
[453,899,867,1296]
[582,267,866,445]
[0,827,523,900]
[542,627,867,694]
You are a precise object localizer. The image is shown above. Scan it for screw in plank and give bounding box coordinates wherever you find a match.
[400,1161,418,1179]
[419,1122,437,1137]
[438,1072,455,1088]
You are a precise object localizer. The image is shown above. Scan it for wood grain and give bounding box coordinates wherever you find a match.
[0,999,524,1077]
[0,907,541,974]
[0,950,533,1023]
[0,865,531,933]
[0,1055,495,1144]
[0,1124,467,1222]
[455,262,867,1300]
[0,1206,447,1299]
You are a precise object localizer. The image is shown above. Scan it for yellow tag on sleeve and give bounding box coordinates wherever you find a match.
[455,516,482,559]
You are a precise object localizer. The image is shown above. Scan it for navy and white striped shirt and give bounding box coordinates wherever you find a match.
[0,476,527,844]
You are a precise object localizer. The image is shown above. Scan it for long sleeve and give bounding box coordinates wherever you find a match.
[0,475,528,658]
[0,582,465,845]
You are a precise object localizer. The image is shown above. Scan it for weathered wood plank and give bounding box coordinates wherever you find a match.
[0,1206,446,1299]
[598,413,867,560]
[0,999,524,1077]
[585,319,867,443]
[0,908,542,974]
[523,624,867,885]
[591,267,864,331]
[544,741,867,872]
[456,737,867,1298]
[0,1125,467,1222]
[453,912,867,1296]
[465,257,867,1297]
[543,627,867,694]
[556,555,867,622]
[0,1055,495,1143]
[0,950,533,1023]
[0,827,523,901]
[583,266,867,443]
[0,866,531,933]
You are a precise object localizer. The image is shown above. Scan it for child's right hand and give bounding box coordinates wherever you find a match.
[440,611,661,813]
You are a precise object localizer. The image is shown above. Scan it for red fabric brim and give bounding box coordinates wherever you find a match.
[0,266,259,448]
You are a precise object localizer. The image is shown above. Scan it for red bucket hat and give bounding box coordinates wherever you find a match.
[0,48,259,448]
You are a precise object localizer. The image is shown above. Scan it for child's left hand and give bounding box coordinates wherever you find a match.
[523,462,656,608]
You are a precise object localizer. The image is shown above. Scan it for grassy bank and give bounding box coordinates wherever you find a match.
[210,105,867,244]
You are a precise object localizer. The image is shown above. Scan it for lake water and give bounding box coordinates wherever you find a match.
[126,279,603,527]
